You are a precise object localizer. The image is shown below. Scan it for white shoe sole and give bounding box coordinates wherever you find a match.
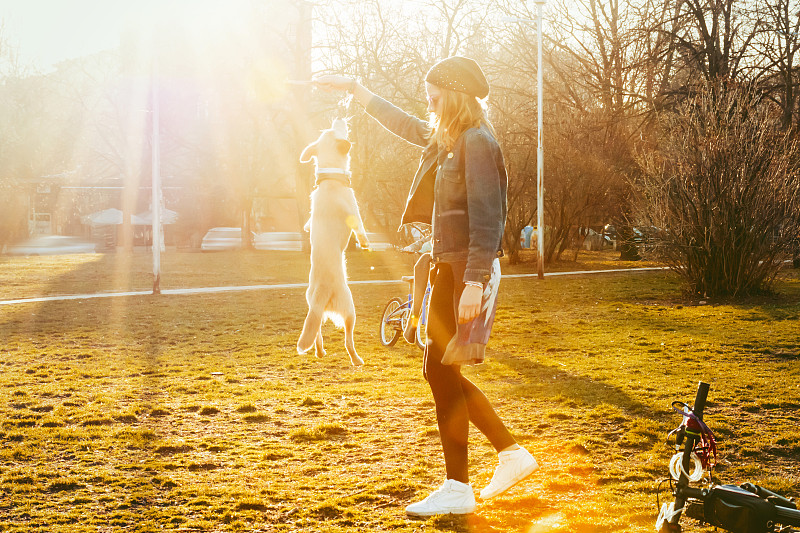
[480,458,539,499]
[406,507,475,517]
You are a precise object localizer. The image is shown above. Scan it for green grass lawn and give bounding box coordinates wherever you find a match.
[0,249,798,532]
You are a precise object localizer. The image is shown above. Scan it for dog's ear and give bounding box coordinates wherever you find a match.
[335,139,351,155]
[299,142,317,163]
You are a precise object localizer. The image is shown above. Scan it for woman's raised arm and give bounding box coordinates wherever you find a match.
[313,75,430,148]
[313,75,375,108]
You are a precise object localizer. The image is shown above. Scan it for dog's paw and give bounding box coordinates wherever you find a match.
[349,353,364,366]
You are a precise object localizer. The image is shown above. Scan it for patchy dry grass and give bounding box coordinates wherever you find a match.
[0,249,798,532]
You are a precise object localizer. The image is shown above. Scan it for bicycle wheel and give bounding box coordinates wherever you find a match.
[379,297,404,346]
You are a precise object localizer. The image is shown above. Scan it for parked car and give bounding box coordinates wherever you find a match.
[251,231,392,251]
[201,227,249,251]
[602,224,662,248]
[603,224,618,245]
[6,235,97,256]
[254,232,303,251]
[633,226,662,249]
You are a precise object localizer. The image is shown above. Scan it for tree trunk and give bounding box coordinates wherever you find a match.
[616,224,640,261]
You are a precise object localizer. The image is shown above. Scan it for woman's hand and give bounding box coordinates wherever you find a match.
[313,75,354,92]
[313,75,374,108]
[458,284,483,324]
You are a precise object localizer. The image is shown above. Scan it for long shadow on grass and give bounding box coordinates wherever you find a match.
[489,349,659,419]
[617,270,800,324]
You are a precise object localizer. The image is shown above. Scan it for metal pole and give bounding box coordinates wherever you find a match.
[535,0,545,279]
[151,52,162,295]
[294,0,314,253]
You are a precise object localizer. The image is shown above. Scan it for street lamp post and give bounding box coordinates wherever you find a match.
[504,5,546,278]
[535,0,546,279]
[151,40,162,294]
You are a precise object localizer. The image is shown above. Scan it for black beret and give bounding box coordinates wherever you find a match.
[425,56,490,99]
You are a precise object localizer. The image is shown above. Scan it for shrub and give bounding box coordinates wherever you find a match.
[635,83,800,297]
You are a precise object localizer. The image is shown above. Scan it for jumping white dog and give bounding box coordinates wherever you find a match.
[297,118,369,366]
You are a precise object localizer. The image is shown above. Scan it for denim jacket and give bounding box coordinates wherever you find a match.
[366,95,508,284]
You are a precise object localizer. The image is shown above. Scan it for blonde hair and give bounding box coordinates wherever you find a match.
[429,88,494,150]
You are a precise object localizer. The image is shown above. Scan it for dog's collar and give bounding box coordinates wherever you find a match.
[315,168,352,188]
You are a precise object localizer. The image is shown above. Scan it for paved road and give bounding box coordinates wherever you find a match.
[0,267,667,307]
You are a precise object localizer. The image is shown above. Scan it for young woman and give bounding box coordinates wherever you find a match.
[315,56,537,517]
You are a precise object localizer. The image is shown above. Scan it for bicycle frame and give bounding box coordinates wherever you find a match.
[383,303,408,326]
[384,287,430,328]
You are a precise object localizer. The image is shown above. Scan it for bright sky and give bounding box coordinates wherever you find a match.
[0,0,252,71]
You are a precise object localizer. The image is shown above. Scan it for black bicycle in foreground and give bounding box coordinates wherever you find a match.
[657,382,800,533]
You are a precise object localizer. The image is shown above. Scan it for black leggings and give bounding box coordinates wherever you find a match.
[423,262,516,484]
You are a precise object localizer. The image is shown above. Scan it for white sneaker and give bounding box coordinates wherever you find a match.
[479,447,538,499]
[405,479,476,517]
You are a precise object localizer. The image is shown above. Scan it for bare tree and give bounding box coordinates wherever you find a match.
[542,0,649,128]
[423,0,493,58]
[752,0,800,129]
[656,0,759,94]
[0,20,24,245]
[491,82,537,264]
[509,0,643,260]
[0,49,92,245]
